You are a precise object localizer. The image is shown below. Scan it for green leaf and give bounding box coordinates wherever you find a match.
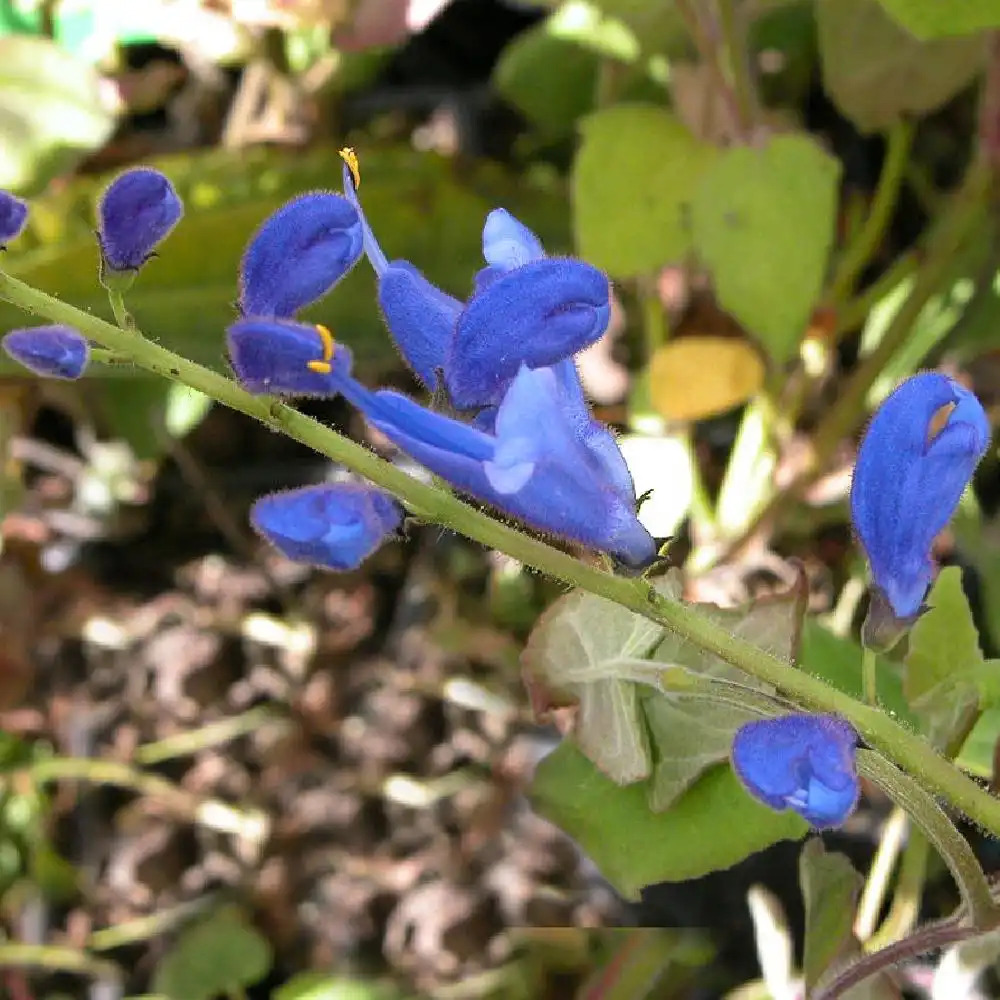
[642,695,761,812]
[799,840,863,991]
[0,36,116,193]
[522,582,677,783]
[905,566,983,749]
[799,619,916,726]
[874,0,1000,38]
[0,144,572,379]
[907,566,982,698]
[690,133,840,363]
[494,3,666,135]
[816,0,984,134]
[164,385,213,439]
[956,706,1000,779]
[152,905,272,1000]
[644,585,800,809]
[573,105,717,277]
[531,742,807,899]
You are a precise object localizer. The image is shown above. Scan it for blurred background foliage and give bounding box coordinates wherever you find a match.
[3,0,1000,998]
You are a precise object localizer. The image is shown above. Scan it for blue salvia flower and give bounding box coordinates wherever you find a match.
[446,256,610,409]
[98,168,183,273]
[851,372,990,622]
[0,191,28,247]
[337,360,655,568]
[251,482,401,570]
[227,318,350,396]
[339,149,610,406]
[3,325,89,380]
[239,192,363,319]
[224,325,650,566]
[731,714,859,828]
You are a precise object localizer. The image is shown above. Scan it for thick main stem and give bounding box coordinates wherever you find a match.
[4,272,1000,837]
[857,749,997,929]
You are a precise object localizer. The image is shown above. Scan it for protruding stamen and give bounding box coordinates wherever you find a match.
[307,323,335,373]
[339,147,361,190]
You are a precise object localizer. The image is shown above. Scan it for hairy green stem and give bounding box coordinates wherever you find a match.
[857,749,997,929]
[5,273,1000,838]
[829,120,915,306]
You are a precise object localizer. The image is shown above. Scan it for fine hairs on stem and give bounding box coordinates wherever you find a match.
[3,269,1000,843]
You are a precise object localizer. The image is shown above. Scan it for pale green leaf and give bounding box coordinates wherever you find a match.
[817,0,984,133]
[164,385,213,439]
[905,566,983,749]
[690,133,840,363]
[531,742,808,899]
[643,695,761,811]
[522,580,679,783]
[572,104,717,277]
[0,36,116,193]
[956,706,1000,779]
[653,582,803,679]
[874,0,1000,38]
[906,566,982,699]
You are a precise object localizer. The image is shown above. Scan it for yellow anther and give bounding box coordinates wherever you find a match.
[339,147,361,190]
[307,324,335,374]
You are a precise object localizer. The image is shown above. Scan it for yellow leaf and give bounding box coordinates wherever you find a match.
[649,336,765,422]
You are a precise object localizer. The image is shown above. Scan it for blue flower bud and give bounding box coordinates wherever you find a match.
[239,193,363,319]
[251,482,401,571]
[482,208,545,271]
[0,191,28,247]
[731,714,859,828]
[446,258,611,409]
[98,168,183,272]
[850,372,990,621]
[227,318,350,396]
[3,325,89,380]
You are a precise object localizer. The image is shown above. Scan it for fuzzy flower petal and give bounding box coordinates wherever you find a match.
[481,208,545,271]
[227,318,350,396]
[251,483,401,570]
[731,714,860,828]
[239,193,363,318]
[446,258,611,409]
[850,372,991,620]
[340,157,459,390]
[98,168,183,272]
[0,191,28,246]
[337,364,654,568]
[378,261,462,390]
[3,325,89,380]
